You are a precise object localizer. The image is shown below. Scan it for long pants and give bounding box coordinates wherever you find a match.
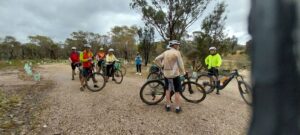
[106,64,115,77]
[136,64,141,73]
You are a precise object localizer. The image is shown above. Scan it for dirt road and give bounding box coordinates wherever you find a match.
[34,63,251,135]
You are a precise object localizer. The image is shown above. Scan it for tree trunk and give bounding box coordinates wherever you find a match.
[248,0,300,135]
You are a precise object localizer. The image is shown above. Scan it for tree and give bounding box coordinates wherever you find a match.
[29,35,59,59]
[137,25,155,66]
[130,0,212,41]
[1,36,21,60]
[190,2,236,71]
[110,25,138,60]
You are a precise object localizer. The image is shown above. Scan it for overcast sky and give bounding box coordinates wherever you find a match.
[0,0,251,44]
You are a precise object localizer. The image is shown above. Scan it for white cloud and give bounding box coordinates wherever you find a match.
[0,0,251,44]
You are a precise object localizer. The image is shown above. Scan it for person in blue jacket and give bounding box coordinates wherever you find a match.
[135,52,143,75]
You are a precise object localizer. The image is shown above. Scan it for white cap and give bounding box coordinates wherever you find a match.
[169,40,180,46]
[84,44,91,48]
[71,47,76,50]
[108,48,114,52]
[209,46,217,50]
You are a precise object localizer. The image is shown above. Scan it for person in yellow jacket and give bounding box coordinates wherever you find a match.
[205,46,222,94]
[205,46,222,76]
[105,48,118,82]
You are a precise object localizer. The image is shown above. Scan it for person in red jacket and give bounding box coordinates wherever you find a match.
[69,47,80,80]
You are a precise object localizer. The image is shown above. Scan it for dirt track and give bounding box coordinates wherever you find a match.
[33,63,251,135]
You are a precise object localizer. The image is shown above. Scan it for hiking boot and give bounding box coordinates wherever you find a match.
[165,105,171,112]
[175,107,182,114]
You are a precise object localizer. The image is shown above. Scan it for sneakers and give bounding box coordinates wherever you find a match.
[165,105,171,112]
[136,72,139,75]
[112,78,116,81]
[139,73,142,76]
[94,85,99,88]
[175,107,182,114]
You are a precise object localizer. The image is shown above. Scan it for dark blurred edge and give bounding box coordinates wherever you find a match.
[248,0,300,135]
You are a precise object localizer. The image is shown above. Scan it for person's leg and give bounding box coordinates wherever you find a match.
[80,68,88,91]
[136,64,139,74]
[138,64,142,73]
[71,63,76,80]
[111,62,115,80]
[164,78,171,111]
[174,76,182,113]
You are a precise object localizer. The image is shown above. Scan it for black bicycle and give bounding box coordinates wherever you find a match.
[101,61,123,84]
[196,69,252,105]
[78,63,106,92]
[147,64,164,80]
[140,72,206,105]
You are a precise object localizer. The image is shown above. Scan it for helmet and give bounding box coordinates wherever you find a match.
[71,47,76,50]
[99,48,104,51]
[169,40,181,46]
[108,48,114,52]
[209,46,217,50]
[84,44,91,48]
[166,44,171,49]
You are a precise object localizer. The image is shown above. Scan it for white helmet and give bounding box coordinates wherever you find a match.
[108,48,114,52]
[166,44,171,49]
[84,44,91,48]
[209,46,217,50]
[169,40,181,46]
[71,47,76,50]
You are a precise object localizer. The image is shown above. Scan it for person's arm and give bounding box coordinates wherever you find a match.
[205,55,209,66]
[154,52,164,67]
[177,52,185,75]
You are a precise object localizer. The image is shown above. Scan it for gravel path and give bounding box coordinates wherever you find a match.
[35,63,251,135]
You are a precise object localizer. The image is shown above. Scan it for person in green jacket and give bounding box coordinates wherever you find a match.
[205,46,222,94]
[205,46,222,76]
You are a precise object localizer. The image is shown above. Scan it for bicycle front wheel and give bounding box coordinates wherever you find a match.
[181,81,206,103]
[196,74,215,94]
[238,81,252,106]
[140,80,166,105]
[86,73,106,92]
[113,70,123,84]
[121,65,127,76]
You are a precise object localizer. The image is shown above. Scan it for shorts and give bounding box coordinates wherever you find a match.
[71,62,81,70]
[82,67,92,78]
[164,76,182,92]
[97,60,104,67]
[208,67,219,77]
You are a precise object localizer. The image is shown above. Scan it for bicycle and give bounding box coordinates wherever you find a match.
[196,69,252,105]
[146,64,164,80]
[102,61,124,84]
[78,62,106,92]
[140,72,206,105]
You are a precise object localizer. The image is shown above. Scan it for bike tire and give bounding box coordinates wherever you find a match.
[196,74,215,94]
[121,65,127,76]
[147,72,160,80]
[113,70,123,84]
[140,80,166,105]
[180,81,206,103]
[86,73,106,92]
[238,81,252,106]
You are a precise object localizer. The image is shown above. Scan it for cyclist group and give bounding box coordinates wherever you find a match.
[69,44,119,91]
[69,40,222,113]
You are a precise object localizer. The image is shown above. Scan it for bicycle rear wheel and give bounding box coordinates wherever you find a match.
[238,81,252,106]
[147,72,160,80]
[121,65,127,76]
[86,73,106,92]
[140,80,166,105]
[113,70,123,84]
[196,74,215,94]
[181,81,206,103]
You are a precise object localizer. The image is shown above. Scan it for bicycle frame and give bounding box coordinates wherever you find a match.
[214,70,244,90]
